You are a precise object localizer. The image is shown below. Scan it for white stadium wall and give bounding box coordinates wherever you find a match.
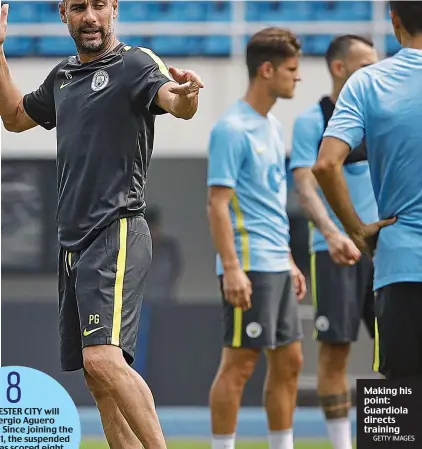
[2,56,332,157]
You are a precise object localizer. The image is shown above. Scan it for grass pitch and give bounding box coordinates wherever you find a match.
[80,439,333,448]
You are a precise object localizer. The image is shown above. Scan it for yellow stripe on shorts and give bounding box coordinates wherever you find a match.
[310,251,318,340]
[232,307,243,348]
[230,193,251,348]
[373,318,380,372]
[112,218,128,346]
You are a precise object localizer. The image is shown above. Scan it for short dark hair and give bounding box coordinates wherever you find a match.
[325,35,374,68]
[246,27,301,79]
[390,1,422,35]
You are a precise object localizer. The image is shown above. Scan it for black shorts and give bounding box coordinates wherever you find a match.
[373,282,422,379]
[310,251,375,342]
[58,216,152,372]
[219,271,303,350]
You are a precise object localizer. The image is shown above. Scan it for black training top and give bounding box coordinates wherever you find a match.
[23,43,172,251]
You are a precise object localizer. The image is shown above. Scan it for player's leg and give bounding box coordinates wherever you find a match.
[311,251,359,449]
[76,217,167,449]
[210,272,271,449]
[373,283,422,380]
[209,347,260,448]
[84,369,143,449]
[264,272,303,449]
[264,342,302,449]
[317,343,352,449]
[59,246,145,449]
[83,346,162,448]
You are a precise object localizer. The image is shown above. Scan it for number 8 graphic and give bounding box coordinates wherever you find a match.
[7,371,21,403]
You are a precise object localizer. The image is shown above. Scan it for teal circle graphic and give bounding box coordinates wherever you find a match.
[267,163,284,193]
[0,366,81,449]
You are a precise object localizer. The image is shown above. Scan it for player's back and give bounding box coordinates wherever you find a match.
[363,48,422,219]
[208,100,290,275]
[352,48,422,288]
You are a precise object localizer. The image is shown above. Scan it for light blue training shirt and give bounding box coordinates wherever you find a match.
[324,47,422,290]
[207,99,291,276]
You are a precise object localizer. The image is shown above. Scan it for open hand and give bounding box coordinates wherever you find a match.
[0,4,9,46]
[168,67,204,99]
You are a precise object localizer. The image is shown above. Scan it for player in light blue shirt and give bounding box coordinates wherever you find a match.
[313,1,422,380]
[208,100,291,275]
[290,35,378,449]
[207,28,306,449]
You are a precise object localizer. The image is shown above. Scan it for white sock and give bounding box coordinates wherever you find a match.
[326,418,353,449]
[211,434,235,449]
[269,429,294,449]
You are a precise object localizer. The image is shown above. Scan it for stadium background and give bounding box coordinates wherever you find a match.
[1,0,394,446]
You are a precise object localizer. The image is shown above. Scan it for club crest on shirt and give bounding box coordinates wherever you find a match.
[91,70,109,92]
[267,163,284,193]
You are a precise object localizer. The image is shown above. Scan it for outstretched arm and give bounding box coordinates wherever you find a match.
[155,67,204,120]
[0,4,37,133]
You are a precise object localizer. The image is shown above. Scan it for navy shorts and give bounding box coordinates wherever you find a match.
[219,271,303,349]
[58,216,152,371]
[310,251,375,342]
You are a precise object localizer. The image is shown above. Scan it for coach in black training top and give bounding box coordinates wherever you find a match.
[0,0,203,448]
[24,44,177,250]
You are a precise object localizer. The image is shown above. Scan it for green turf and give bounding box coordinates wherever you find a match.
[166,441,331,449]
[81,439,332,449]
